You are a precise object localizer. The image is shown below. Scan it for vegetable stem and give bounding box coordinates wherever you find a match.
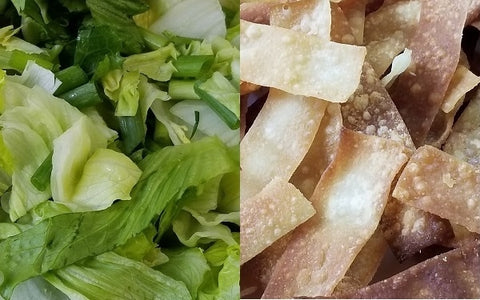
[168,80,200,100]
[194,82,239,129]
[58,82,102,109]
[172,55,214,78]
[31,152,53,192]
[54,66,89,96]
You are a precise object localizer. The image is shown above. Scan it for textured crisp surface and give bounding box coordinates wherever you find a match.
[240,178,315,264]
[262,129,410,298]
[393,146,480,233]
[364,0,420,76]
[388,0,468,146]
[240,88,327,201]
[444,90,480,167]
[290,104,342,198]
[344,239,480,299]
[270,0,331,41]
[341,62,414,149]
[240,20,365,102]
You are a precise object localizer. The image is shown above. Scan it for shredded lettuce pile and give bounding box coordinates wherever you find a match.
[0,0,239,299]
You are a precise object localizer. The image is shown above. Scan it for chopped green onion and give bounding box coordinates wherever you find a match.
[194,81,239,130]
[117,112,144,154]
[30,152,53,192]
[54,66,89,95]
[172,55,214,78]
[58,82,102,109]
[190,110,200,139]
[168,80,200,100]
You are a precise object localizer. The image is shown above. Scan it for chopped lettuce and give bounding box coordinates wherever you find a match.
[44,252,190,300]
[0,137,236,298]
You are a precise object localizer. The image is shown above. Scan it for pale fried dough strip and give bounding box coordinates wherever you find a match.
[263,129,410,298]
[393,146,480,233]
[240,178,315,265]
[240,88,327,201]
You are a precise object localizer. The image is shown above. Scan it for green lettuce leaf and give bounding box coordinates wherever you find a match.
[0,137,236,298]
[157,247,210,299]
[44,252,190,300]
[51,116,141,212]
[10,277,68,300]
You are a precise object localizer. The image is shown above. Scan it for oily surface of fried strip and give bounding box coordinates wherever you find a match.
[240,2,274,24]
[343,239,480,299]
[290,103,342,198]
[332,227,388,295]
[444,89,480,167]
[330,3,356,44]
[270,0,331,40]
[341,62,414,149]
[338,0,366,44]
[262,129,410,298]
[388,0,468,146]
[240,20,366,102]
[393,146,480,233]
[240,88,327,201]
[240,178,315,265]
[380,197,454,261]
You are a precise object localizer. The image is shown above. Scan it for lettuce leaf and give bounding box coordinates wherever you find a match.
[0,137,236,298]
[44,252,190,300]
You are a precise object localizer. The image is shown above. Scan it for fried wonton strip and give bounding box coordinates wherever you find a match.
[444,90,480,167]
[425,65,480,147]
[270,0,331,41]
[240,20,366,102]
[338,0,366,44]
[343,239,480,299]
[240,2,274,24]
[240,178,315,265]
[388,1,468,146]
[240,88,327,201]
[393,146,480,234]
[363,0,420,76]
[332,227,388,295]
[241,234,292,299]
[240,81,260,96]
[262,129,410,298]
[467,0,480,24]
[290,103,342,198]
[380,197,454,261]
[330,3,356,44]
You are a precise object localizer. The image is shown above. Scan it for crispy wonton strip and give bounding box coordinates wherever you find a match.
[270,0,331,41]
[240,88,327,201]
[290,103,342,198]
[444,89,480,167]
[363,0,420,76]
[380,197,453,261]
[240,2,274,24]
[330,3,356,44]
[343,239,480,298]
[393,146,480,233]
[240,20,366,102]
[338,0,366,44]
[425,65,480,147]
[332,227,388,295]
[240,178,315,265]
[388,1,468,146]
[341,62,414,149]
[263,129,410,298]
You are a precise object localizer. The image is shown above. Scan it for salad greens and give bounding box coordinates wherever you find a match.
[0,0,240,299]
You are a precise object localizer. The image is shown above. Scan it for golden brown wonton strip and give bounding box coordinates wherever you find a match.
[240,88,327,201]
[262,129,410,298]
[240,178,315,265]
[332,227,388,295]
[388,0,469,146]
[338,0,366,44]
[342,238,480,298]
[393,146,480,234]
[290,103,342,198]
[240,2,274,24]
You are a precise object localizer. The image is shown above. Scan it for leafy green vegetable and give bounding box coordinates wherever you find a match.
[0,137,236,298]
[44,252,191,300]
